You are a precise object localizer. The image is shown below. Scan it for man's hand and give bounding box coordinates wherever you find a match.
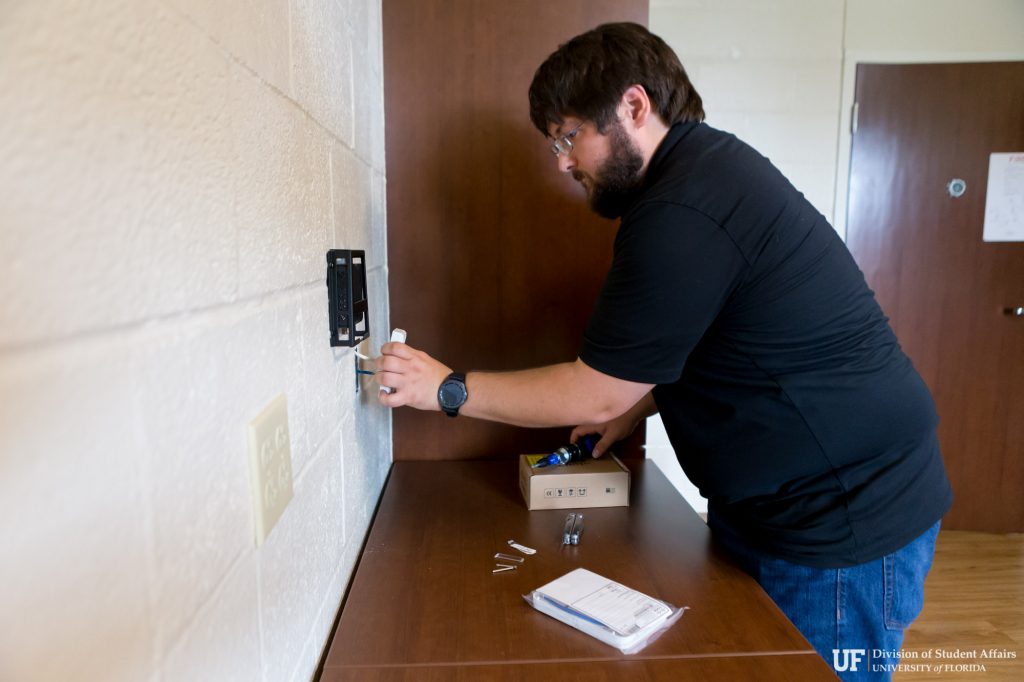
[375,342,451,411]
[570,392,658,458]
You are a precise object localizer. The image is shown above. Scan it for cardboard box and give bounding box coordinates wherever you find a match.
[519,453,630,510]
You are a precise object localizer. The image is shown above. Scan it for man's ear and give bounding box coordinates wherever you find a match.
[620,84,652,130]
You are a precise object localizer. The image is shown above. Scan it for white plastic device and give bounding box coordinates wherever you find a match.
[380,328,407,394]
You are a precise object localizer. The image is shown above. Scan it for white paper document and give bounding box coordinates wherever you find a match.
[527,568,683,653]
[983,152,1024,242]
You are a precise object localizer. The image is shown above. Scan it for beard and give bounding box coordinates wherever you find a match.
[573,122,645,219]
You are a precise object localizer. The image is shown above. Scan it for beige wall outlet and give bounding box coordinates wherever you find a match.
[247,394,294,546]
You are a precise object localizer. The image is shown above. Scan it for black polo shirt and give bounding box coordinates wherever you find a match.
[580,121,952,568]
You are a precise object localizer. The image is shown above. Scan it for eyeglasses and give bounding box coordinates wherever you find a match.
[550,123,583,157]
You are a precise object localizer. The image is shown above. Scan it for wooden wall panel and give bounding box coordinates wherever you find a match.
[383,1,648,460]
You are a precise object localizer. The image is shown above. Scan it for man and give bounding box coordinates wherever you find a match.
[375,22,951,681]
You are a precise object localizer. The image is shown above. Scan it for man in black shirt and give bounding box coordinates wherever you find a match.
[376,23,951,681]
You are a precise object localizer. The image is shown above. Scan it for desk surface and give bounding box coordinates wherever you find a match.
[321,459,837,680]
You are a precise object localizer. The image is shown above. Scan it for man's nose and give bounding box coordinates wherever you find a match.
[557,152,575,174]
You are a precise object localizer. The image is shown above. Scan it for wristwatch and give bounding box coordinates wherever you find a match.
[437,372,468,417]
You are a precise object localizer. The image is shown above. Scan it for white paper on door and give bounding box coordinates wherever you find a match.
[983,152,1024,242]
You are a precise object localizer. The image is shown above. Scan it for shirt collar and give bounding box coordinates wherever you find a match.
[644,119,700,185]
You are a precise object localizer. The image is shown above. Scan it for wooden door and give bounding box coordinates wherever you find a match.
[846,62,1024,532]
[383,1,648,460]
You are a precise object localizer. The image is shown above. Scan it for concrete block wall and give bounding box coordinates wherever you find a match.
[651,0,845,223]
[0,1,389,681]
[647,0,1023,515]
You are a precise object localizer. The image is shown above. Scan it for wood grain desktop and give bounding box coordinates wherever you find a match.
[320,460,838,680]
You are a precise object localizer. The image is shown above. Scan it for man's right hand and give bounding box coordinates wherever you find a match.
[569,392,657,458]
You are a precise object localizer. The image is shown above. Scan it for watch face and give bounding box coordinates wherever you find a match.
[440,380,467,408]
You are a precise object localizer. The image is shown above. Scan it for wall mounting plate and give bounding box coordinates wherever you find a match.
[326,249,370,347]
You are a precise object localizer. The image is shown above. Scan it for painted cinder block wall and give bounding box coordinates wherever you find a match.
[0,1,389,681]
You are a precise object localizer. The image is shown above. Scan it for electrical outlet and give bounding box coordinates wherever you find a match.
[247,394,294,546]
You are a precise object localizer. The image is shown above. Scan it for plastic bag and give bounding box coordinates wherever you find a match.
[523,568,688,655]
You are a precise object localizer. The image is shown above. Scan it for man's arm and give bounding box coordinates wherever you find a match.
[570,391,658,457]
[375,342,653,428]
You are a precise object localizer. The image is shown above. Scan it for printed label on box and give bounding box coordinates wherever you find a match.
[520,454,630,510]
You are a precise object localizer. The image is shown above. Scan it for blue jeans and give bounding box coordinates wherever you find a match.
[709,515,941,681]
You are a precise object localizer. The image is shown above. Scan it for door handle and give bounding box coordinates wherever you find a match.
[1005,307,1024,317]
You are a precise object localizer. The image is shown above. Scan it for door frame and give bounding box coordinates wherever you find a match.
[832,49,1024,242]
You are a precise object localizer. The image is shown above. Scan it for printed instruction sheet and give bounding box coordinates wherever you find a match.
[984,152,1024,242]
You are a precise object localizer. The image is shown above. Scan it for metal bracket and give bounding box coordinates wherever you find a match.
[326,249,370,348]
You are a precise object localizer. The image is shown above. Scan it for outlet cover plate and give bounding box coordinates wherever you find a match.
[247,394,294,546]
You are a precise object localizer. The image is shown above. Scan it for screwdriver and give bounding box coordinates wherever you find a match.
[531,435,598,469]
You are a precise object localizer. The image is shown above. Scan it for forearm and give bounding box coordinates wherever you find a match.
[569,390,659,457]
[462,361,627,428]
[623,391,659,422]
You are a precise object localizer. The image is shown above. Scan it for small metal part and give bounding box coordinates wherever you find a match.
[947,178,967,198]
[570,514,584,545]
[507,539,537,555]
[492,565,516,573]
[494,552,524,564]
[1004,306,1024,317]
[495,563,516,569]
[562,513,577,546]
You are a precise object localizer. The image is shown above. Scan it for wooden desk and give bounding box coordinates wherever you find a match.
[321,460,837,680]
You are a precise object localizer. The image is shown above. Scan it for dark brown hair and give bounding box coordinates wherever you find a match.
[528,22,704,136]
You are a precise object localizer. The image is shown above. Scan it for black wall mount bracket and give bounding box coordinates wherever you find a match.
[326,249,370,348]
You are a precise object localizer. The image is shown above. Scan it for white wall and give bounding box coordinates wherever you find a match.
[845,0,1024,53]
[648,0,1023,514]
[0,1,389,681]
[652,0,845,224]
